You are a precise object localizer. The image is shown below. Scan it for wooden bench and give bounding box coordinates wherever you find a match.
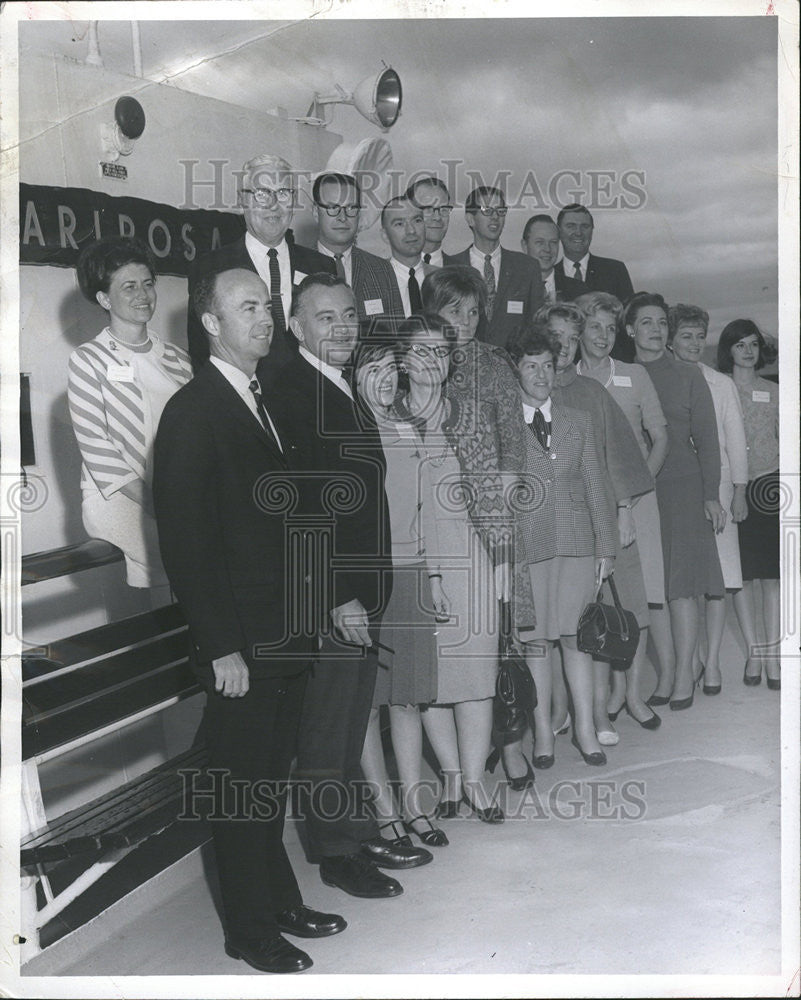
[20,592,209,957]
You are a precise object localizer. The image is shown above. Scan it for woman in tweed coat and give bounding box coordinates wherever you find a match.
[68,238,192,587]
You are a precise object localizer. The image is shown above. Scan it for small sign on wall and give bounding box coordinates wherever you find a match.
[101,162,128,180]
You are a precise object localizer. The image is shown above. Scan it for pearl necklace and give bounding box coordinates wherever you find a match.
[106,326,150,351]
[577,356,614,388]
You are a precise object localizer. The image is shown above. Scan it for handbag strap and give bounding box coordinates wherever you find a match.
[603,574,632,642]
[500,599,513,640]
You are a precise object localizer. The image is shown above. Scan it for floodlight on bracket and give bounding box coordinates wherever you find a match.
[295,65,402,131]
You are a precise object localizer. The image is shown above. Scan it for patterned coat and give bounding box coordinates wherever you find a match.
[349,246,405,323]
[516,403,616,564]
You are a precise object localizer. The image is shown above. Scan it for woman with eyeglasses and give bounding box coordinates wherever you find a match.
[624,293,725,710]
[717,319,780,689]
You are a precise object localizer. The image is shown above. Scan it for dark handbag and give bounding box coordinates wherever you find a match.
[577,572,640,666]
[491,600,537,744]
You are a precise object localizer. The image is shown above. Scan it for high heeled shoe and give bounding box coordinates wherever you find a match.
[766,675,781,691]
[461,792,504,824]
[403,815,449,847]
[606,705,624,722]
[646,692,671,707]
[435,799,461,820]
[485,747,535,791]
[570,734,606,766]
[695,663,721,696]
[625,704,661,730]
[669,688,694,711]
[552,715,571,736]
[532,751,555,769]
[743,657,762,686]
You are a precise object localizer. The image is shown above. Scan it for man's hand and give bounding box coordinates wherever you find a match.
[331,598,371,646]
[212,651,250,698]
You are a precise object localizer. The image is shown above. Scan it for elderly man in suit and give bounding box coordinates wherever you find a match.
[272,273,432,900]
[554,204,634,304]
[186,153,336,380]
[153,268,346,974]
[522,214,587,302]
[312,171,403,324]
[407,175,454,268]
[445,185,544,349]
[380,194,438,317]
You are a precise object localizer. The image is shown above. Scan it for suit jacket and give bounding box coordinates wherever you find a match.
[517,403,616,563]
[386,260,439,317]
[349,246,405,326]
[444,247,544,351]
[271,355,393,623]
[153,362,314,679]
[186,231,336,380]
[555,253,634,305]
[553,268,588,302]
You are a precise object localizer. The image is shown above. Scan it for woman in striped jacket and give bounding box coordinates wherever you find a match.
[68,238,192,587]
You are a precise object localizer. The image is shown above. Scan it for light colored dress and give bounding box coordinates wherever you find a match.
[698,362,748,589]
[68,328,192,587]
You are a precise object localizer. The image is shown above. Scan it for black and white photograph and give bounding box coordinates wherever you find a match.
[0,1,798,996]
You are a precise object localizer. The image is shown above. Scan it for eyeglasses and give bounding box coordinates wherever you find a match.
[241,187,295,206]
[471,206,508,218]
[410,344,450,358]
[420,205,453,218]
[318,203,361,218]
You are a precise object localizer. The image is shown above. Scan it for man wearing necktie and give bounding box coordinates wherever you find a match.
[553,204,634,309]
[444,185,544,350]
[312,172,403,324]
[406,175,454,269]
[154,268,345,974]
[521,214,587,303]
[381,194,438,318]
[186,153,335,382]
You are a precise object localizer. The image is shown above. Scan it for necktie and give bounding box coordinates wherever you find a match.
[249,377,282,452]
[408,267,423,314]
[333,253,346,281]
[531,408,549,449]
[573,260,582,281]
[267,248,286,332]
[483,254,496,321]
[423,252,431,265]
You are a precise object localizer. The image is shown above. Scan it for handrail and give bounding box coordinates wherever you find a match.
[22,539,124,586]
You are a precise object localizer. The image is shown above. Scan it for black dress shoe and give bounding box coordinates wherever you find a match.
[743,657,762,686]
[570,734,606,766]
[532,753,555,769]
[669,690,694,711]
[507,756,535,792]
[320,854,403,898]
[461,792,504,823]
[225,934,312,973]
[276,905,347,938]
[435,798,461,819]
[403,815,449,846]
[625,705,661,730]
[361,832,433,869]
[646,692,671,707]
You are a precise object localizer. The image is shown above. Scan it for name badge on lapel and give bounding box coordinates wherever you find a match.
[107,363,135,383]
[507,301,524,314]
[752,390,771,402]
[612,375,632,387]
[364,298,384,316]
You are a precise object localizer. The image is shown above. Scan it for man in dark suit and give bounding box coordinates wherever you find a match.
[154,268,346,974]
[186,153,336,379]
[554,203,634,304]
[273,273,431,899]
[381,194,438,317]
[444,185,544,349]
[311,171,403,324]
[522,214,587,302]
[407,175,453,268]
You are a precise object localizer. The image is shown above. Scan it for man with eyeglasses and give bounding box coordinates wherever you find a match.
[312,172,403,324]
[380,194,438,318]
[406,176,453,268]
[187,154,335,382]
[445,185,544,350]
[553,203,634,305]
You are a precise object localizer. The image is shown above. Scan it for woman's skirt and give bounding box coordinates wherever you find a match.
[738,472,780,581]
[374,563,438,706]
[519,555,596,643]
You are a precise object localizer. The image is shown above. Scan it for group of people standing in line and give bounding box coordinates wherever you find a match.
[65,154,781,973]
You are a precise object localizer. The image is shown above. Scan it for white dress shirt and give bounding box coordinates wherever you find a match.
[469,243,501,286]
[562,252,589,282]
[522,396,553,447]
[423,248,444,268]
[317,242,353,284]
[209,355,283,449]
[245,232,292,322]
[389,256,425,318]
[543,270,557,302]
[298,345,353,400]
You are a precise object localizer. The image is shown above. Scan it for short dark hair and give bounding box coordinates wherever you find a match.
[716,318,771,373]
[76,237,156,302]
[312,172,360,205]
[465,185,505,213]
[623,292,668,331]
[406,175,450,205]
[290,271,350,317]
[521,214,557,242]
[381,193,417,228]
[506,324,560,365]
[421,265,487,316]
[556,203,594,229]
[192,270,220,322]
[667,303,709,342]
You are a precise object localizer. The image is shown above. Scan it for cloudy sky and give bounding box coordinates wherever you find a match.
[20,11,780,339]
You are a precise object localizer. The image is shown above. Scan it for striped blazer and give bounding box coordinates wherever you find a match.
[516,403,616,564]
[68,329,193,498]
